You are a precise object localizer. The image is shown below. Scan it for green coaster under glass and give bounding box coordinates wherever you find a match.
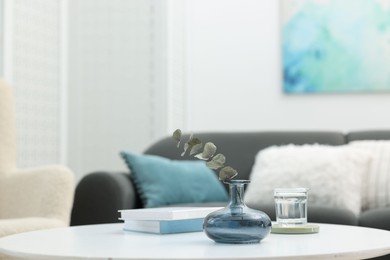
[271,223,320,234]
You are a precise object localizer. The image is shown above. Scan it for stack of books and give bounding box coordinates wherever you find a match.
[118,207,221,234]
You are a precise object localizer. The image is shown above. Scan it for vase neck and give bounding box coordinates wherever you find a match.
[228,182,246,207]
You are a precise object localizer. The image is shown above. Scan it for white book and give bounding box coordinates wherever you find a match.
[119,207,222,221]
[122,218,204,234]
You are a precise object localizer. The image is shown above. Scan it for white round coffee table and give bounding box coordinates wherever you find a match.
[0,223,390,259]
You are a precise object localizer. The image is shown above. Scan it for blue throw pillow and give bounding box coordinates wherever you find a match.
[120,151,229,208]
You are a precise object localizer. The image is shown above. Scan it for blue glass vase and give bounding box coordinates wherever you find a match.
[203,180,272,244]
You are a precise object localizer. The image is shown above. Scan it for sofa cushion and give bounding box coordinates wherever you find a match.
[349,140,390,210]
[359,207,390,231]
[244,144,372,216]
[120,152,228,208]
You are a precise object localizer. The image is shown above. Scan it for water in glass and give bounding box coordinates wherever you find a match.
[274,188,308,225]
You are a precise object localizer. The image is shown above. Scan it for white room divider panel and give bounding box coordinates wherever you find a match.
[67,0,172,181]
[0,0,3,76]
[4,0,63,168]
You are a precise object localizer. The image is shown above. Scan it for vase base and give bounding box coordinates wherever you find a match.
[213,239,261,244]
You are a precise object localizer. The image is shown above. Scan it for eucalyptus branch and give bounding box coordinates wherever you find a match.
[172,129,238,182]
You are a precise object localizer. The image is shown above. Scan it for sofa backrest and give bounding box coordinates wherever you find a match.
[347,130,390,142]
[144,131,346,181]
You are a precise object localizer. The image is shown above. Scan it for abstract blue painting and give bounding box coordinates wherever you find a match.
[281,0,390,93]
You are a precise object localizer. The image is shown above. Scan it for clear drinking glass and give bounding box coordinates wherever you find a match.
[274,188,308,226]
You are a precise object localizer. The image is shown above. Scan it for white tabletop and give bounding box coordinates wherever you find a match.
[0,223,390,260]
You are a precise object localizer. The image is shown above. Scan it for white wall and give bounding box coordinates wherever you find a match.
[67,0,177,181]
[185,0,390,132]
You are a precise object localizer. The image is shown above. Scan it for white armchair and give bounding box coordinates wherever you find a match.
[0,79,75,238]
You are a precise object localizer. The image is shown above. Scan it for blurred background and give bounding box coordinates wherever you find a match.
[1,0,390,182]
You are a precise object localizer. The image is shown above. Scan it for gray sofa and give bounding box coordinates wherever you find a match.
[71,130,390,233]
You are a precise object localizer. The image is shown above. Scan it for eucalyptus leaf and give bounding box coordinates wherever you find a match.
[219,166,238,181]
[181,133,193,156]
[182,134,202,157]
[181,144,188,156]
[194,153,205,160]
[187,137,202,154]
[190,142,203,156]
[195,142,216,160]
[187,137,201,147]
[206,153,225,169]
[172,129,182,148]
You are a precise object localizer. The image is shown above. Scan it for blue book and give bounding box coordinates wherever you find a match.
[122,218,204,234]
